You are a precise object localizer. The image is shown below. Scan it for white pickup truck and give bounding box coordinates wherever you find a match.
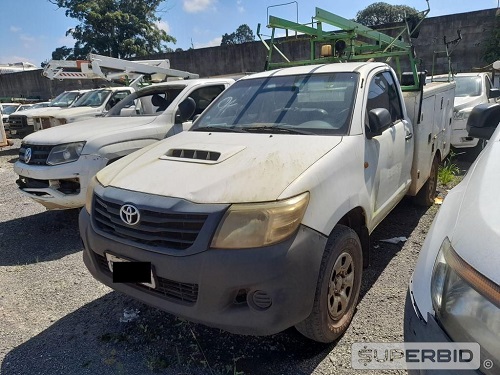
[8,90,89,138]
[32,86,134,130]
[431,72,500,149]
[14,78,234,210]
[79,62,454,342]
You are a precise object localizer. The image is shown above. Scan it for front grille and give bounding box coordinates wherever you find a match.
[94,252,199,304]
[19,144,54,165]
[93,195,208,250]
[9,115,27,129]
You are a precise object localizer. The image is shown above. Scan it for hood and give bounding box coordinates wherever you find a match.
[9,107,56,117]
[450,139,500,284]
[22,116,158,146]
[53,107,101,119]
[34,108,63,117]
[99,131,342,203]
[454,96,484,111]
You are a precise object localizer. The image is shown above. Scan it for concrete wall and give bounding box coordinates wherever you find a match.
[0,8,496,100]
[0,69,107,101]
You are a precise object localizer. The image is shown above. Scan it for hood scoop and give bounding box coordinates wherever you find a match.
[160,143,246,164]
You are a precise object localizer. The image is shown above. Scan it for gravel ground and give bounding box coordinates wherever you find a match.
[0,138,471,375]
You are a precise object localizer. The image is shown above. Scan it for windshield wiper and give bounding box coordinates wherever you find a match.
[192,125,247,133]
[245,126,314,135]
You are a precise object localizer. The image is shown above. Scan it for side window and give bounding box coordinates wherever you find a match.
[189,85,225,117]
[107,91,131,109]
[366,72,403,123]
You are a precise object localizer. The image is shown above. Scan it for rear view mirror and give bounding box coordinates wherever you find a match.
[489,88,500,99]
[367,108,392,138]
[175,97,196,124]
[466,103,500,140]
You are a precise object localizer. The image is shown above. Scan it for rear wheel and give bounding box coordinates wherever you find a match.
[415,155,439,207]
[295,225,362,343]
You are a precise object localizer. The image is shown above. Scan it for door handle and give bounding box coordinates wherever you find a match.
[405,132,413,140]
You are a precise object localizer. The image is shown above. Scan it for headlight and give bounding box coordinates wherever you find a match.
[27,118,34,126]
[453,110,471,120]
[431,237,500,375]
[85,175,102,213]
[46,142,86,165]
[211,192,309,249]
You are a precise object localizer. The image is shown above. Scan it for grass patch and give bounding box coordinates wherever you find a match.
[438,154,460,186]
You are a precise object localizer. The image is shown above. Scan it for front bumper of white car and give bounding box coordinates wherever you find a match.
[14,154,107,209]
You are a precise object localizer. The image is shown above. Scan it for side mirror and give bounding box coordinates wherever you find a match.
[466,103,500,140]
[488,88,500,99]
[366,108,392,139]
[175,97,196,124]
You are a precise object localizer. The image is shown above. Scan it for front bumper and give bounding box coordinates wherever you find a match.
[404,290,482,375]
[79,204,327,336]
[14,155,107,209]
[451,126,478,149]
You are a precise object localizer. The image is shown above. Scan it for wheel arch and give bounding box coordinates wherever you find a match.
[334,206,370,268]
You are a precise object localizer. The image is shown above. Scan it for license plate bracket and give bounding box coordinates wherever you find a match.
[105,253,156,289]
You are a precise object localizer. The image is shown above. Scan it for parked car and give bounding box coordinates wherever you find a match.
[79,62,454,342]
[33,87,134,130]
[405,102,500,374]
[14,78,234,210]
[8,90,89,137]
[430,73,500,150]
[0,102,21,134]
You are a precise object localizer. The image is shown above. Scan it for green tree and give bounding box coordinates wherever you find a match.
[221,24,255,46]
[51,46,74,60]
[355,2,418,26]
[48,0,176,59]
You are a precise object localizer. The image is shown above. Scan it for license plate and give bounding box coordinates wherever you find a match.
[10,130,17,135]
[105,253,156,289]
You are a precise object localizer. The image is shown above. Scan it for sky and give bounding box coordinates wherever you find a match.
[0,0,498,67]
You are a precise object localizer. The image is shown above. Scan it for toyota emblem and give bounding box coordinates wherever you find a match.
[24,148,32,164]
[119,204,140,225]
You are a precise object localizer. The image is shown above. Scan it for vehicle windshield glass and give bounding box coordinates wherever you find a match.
[454,76,482,97]
[192,73,358,135]
[107,86,186,117]
[50,92,80,107]
[73,89,111,107]
[2,105,19,114]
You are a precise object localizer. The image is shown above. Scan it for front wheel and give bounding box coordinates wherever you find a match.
[295,225,363,343]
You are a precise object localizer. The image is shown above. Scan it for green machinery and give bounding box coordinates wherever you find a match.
[257,1,430,91]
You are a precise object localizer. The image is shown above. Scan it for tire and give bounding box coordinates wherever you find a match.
[295,225,363,343]
[415,155,438,207]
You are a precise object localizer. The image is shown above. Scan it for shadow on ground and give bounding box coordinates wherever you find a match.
[0,209,82,266]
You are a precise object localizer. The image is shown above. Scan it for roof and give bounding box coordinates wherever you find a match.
[239,62,386,80]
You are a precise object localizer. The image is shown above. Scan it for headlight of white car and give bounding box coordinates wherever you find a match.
[85,175,102,213]
[27,117,34,126]
[211,192,309,249]
[453,110,471,120]
[46,142,86,165]
[431,237,500,375]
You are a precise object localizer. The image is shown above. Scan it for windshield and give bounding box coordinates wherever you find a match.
[50,91,81,107]
[454,76,482,97]
[107,86,186,117]
[2,105,19,114]
[192,73,358,135]
[73,89,111,107]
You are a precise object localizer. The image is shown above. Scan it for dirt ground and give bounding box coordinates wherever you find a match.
[0,139,471,375]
